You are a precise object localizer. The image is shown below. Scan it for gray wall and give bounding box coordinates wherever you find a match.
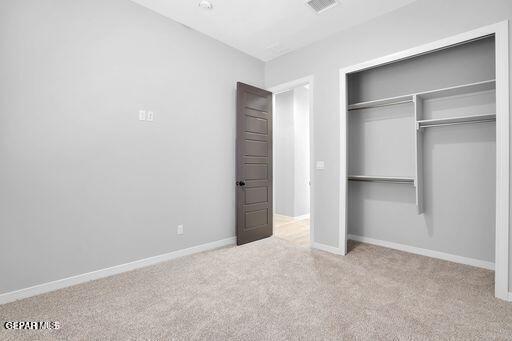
[293,86,310,217]
[0,0,264,294]
[265,0,512,289]
[274,90,295,216]
[273,87,310,217]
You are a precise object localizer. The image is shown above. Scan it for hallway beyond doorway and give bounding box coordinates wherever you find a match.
[274,214,310,248]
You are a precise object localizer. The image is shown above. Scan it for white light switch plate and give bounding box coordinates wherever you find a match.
[316,161,325,170]
[139,110,146,121]
[146,111,154,121]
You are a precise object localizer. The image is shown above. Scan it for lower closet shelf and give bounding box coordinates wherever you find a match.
[347,175,415,184]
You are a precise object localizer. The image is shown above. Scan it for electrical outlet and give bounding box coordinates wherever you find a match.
[139,110,146,121]
[177,224,184,235]
[316,161,325,170]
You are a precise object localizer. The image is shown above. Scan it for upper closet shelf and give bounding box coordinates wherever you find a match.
[348,79,495,111]
[418,79,495,100]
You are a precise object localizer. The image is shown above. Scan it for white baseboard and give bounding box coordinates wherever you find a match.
[311,242,345,255]
[348,234,495,270]
[0,237,236,305]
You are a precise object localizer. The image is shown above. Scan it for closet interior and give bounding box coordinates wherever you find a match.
[346,35,496,264]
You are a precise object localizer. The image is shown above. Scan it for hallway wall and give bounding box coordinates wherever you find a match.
[274,87,310,218]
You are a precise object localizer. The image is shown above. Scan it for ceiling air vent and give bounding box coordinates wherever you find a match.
[306,0,338,13]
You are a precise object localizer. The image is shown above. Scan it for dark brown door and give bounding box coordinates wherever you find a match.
[236,82,273,245]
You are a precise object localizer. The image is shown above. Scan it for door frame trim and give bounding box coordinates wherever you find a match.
[338,21,510,300]
[268,75,315,247]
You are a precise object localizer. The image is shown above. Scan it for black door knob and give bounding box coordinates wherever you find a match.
[237,181,246,187]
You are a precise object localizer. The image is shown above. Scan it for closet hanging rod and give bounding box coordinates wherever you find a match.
[419,118,496,129]
[348,99,413,111]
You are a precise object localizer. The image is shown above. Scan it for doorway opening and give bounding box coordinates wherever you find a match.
[272,83,311,248]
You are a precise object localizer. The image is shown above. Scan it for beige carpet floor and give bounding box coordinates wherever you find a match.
[1,237,512,340]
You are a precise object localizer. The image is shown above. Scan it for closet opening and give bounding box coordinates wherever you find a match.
[345,35,496,265]
[339,23,510,300]
[272,82,311,248]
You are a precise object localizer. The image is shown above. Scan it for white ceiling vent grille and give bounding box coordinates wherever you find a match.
[306,0,338,13]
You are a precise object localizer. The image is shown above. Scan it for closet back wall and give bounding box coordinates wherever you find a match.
[0,0,264,295]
